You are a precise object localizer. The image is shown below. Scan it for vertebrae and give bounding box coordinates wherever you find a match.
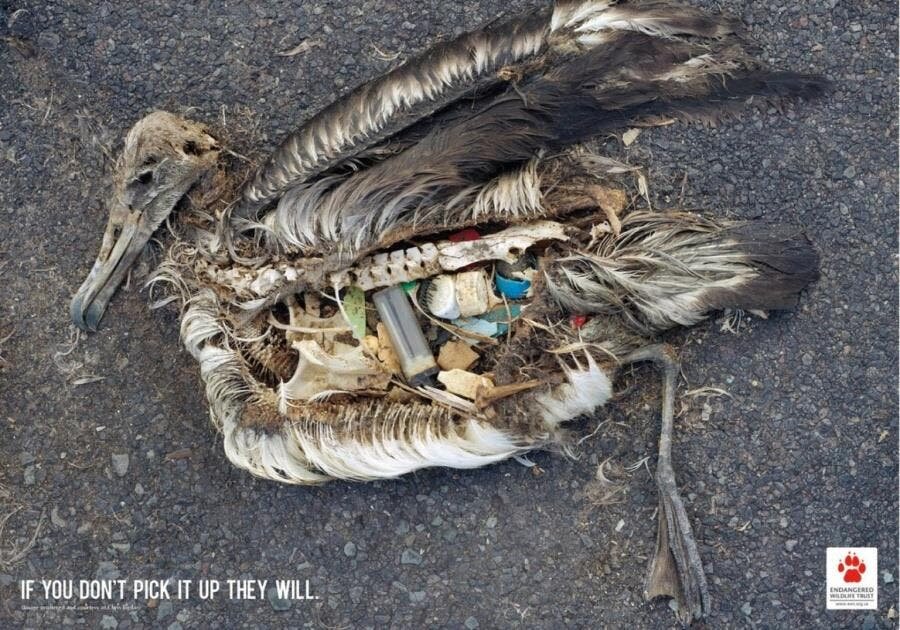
[200,220,570,305]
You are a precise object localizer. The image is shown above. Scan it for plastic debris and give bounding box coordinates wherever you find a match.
[373,286,438,386]
[447,228,480,242]
[452,317,500,338]
[437,369,494,400]
[437,341,480,371]
[495,273,531,299]
[425,276,461,319]
[375,324,402,375]
[342,286,367,340]
[426,270,499,319]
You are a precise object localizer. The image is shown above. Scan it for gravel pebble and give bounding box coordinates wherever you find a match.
[155,601,173,621]
[111,454,129,476]
[267,586,292,611]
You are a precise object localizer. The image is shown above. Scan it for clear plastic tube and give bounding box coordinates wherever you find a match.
[373,286,438,386]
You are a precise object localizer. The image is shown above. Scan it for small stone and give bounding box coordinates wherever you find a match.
[99,616,118,629]
[668,599,679,612]
[741,602,752,616]
[167,623,183,630]
[156,601,173,621]
[883,571,895,584]
[485,516,497,529]
[267,586,292,611]
[24,466,35,486]
[349,586,363,604]
[862,613,875,630]
[37,31,61,50]
[344,542,357,557]
[409,590,426,602]
[464,616,479,629]
[112,543,131,553]
[842,165,857,179]
[0,574,13,587]
[394,520,410,535]
[401,549,422,565]
[134,483,145,496]
[801,353,813,366]
[19,452,34,465]
[51,507,67,528]
[111,454,129,476]
[784,539,798,552]
[96,561,120,580]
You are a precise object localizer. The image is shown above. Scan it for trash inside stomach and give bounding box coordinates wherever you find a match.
[313,242,540,404]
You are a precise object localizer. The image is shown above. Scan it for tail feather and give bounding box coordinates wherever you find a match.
[704,224,820,312]
[545,212,819,335]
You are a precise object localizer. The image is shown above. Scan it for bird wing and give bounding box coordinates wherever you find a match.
[233,1,743,219]
[261,28,823,257]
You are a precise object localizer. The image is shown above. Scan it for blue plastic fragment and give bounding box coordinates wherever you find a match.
[452,317,500,337]
[494,273,531,299]
[453,305,522,337]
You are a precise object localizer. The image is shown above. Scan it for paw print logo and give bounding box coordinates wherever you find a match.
[837,552,866,583]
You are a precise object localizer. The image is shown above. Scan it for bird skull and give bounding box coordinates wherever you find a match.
[70,112,219,330]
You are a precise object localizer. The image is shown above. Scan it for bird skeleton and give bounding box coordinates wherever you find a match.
[69,1,825,624]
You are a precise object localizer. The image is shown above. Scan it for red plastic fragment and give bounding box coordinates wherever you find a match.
[570,314,589,329]
[447,228,481,243]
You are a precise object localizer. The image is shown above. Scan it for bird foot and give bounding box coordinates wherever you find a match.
[645,471,710,625]
[620,344,709,625]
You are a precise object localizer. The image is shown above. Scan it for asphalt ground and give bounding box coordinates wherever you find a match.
[0,1,897,628]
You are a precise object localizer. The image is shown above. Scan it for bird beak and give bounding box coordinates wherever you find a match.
[69,112,220,331]
[69,201,157,331]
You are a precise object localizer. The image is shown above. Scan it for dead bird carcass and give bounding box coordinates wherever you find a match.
[69,1,824,623]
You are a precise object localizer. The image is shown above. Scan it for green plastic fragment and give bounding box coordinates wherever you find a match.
[481,305,522,323]
[342,286,367,340]
[401,281,418,295]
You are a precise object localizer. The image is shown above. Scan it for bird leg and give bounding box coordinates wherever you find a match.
[620,344,709,624]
